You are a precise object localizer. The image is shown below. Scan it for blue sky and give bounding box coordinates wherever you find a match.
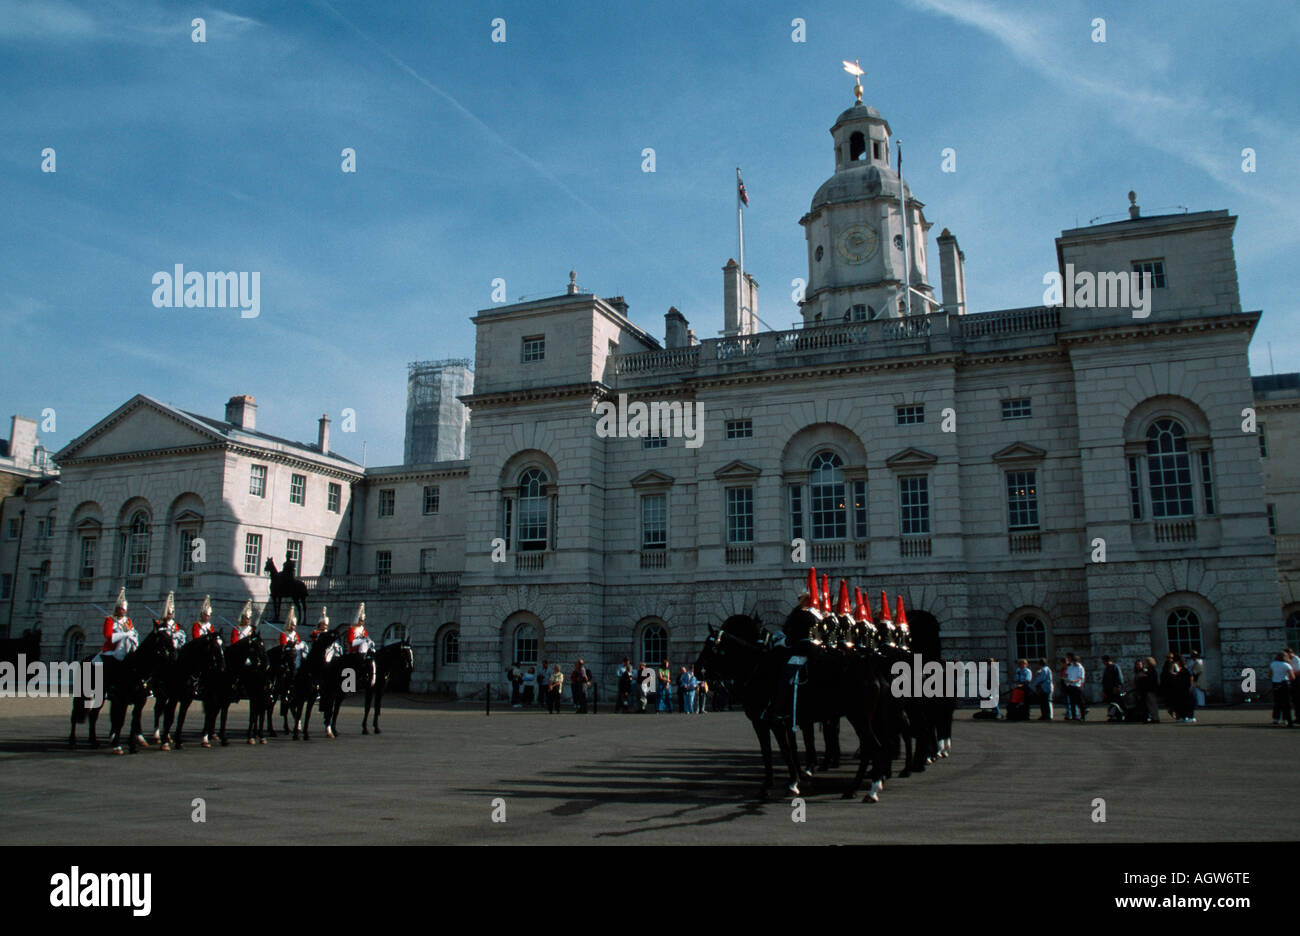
[2,0,1297,466]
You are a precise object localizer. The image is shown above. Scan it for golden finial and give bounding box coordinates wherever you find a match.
[842,60,864,102]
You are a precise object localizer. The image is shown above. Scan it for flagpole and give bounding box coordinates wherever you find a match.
[736,167,746,333]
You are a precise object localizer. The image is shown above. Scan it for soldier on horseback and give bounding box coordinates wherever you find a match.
[96,586,137,666]
[192,595,218,642]
[230,600,255,644]
[156,590,185,649]
[346,603,377,685]
[281,607,309,671]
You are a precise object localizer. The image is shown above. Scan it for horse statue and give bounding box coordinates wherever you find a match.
[264,557,308,624]
[362,640,414,734]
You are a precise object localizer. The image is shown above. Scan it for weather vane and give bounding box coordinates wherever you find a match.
[842,59,864,102]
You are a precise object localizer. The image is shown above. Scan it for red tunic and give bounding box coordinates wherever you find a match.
[102,616,133,651]
[279,632,301,647]
[192,620,214,641]
[347,624,369,651]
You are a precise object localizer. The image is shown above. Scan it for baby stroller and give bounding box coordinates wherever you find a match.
[1106,689,1140,722]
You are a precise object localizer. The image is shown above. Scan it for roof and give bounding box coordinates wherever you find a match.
[184,410,361,467]
[810,163,915,213]
[831,100,889,130]
[1253,373,1300,394]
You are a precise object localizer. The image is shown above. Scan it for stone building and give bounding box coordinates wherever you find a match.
[6,87,1296,701]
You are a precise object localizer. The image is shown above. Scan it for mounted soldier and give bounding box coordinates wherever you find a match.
[191,595,218,642]
[156,591,185,649]
[96,586,138,667]
[230,600,255,645]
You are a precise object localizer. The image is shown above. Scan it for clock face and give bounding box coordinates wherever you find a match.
[836,224,878,264]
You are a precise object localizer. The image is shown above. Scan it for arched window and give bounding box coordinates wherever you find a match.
[517,469,549,551]
[383,623,406,645]
[849,131,866,162]
[1287,611,1300,651]
[1146,419,1194,518]
[1014,616,1047,661]
[1166,608,1202,656]
[64,627,85,661]
[513,624,539,665]
[441,629,460,666]
[641,624,668,664]
[124,510,150,576]
[809,451,846,540]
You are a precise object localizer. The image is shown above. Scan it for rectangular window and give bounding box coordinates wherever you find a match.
[286,539,302,568]
[1001,398,1032,420]
[36,517,49,538]
[80,536,97,579]
[726,487,754,544]
[1006,470,1040,530]
[501,498,512,551]
[1199,451,1215,516]
[178,530,195,574]
[1131,260,1167,290]
[896,404,925,425]
[789,486,804,541]
[521,335,545,362]
[850,304,868,322]
[289,473,306,506]
[423,485,440,515]
[243,533,262,575]
[420,548,437,573]
[0,573,9,600]
[1127,455,1143,521]
[1259,425,1268,458]
[642,434,668,450]
[899,476,930,535]
[641,493,667,550]
[6,518,18,539]
[376,550,392,576]
[327,482,341,513]
[378,489,395,518]
[853,480,867,539]
[726,419,753,440]
[1267,504,1277,536]
[249,464,267,497]
[322,545,338,578]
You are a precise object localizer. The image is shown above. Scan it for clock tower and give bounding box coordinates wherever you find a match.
[798,90,935,325]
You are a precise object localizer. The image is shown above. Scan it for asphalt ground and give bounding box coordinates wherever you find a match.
[0,696,1295,845]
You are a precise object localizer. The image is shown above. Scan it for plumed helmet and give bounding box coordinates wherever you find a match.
[285,606,297,630]
[239,599,252,622]
[162,590,175,618]
[355,602,366,624]
[318,606,329,627]
[115,586,128,613]
[200,594,212,619]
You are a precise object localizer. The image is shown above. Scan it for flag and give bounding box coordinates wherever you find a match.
[842,60,864,77]
[737,173,749,206]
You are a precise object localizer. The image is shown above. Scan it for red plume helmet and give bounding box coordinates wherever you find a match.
[895,595,909,630]
[820,575,831,614]
[803,567,819,609]
[879,589,893,624]
[836,579,852,617]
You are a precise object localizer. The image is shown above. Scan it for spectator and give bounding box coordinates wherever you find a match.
[616,657,633,713]
[1159,653,1177,719]
[520,665,536,707]
[508,661,523,708]
[537,659,550,708]
[571,658,591,713]
[1055,657,1069,706]
[547,663,565,714]
[1187,651,1205,708]
[1009,659,1032,721]
[1137,657,1161,723]
[1100,655,1122,711]
[1271,652,1294,726]
[1287,649,1300,725]
[680,665,699,715]
[1063,653,1087,721]
[696,675,708,713]
[1168,654,1195,723]
[1032,658,1054,720]
[657,659,673,713]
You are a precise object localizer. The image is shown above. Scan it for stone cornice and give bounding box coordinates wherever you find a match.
[361,466,469,485]
[462,381,607,409]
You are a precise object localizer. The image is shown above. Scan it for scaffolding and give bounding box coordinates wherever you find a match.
[404,359,474,465]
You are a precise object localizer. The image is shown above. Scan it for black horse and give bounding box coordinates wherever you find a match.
[68,629,175,755]
[264,558,308,624]
[153,632,226,750]
[265,644,297,736]
[201,634,269,746]
[320,646,376,739]
[290,626,346,740]
[362,640,414,734]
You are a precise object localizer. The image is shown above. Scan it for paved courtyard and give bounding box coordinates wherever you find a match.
[0,696,1294,845]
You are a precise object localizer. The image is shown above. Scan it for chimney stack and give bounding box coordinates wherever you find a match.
[318,414,331,455]
[665,307,689,349]
[225,394,257,430]
[722,259,758,337]
[1128,190,1141,220]
[936,229,967,315]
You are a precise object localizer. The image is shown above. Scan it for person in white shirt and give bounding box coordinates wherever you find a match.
[1270,652,1294,726]
[1063,653,1087,721]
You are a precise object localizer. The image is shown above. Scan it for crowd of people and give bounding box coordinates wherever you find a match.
[505,658,730,714]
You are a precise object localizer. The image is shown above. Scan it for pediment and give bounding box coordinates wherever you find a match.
[884,447,939,470]
[992,442,1047,464]
[57,395,222,461]
[174,509,205,525]
[630,469,675,488]
[712,459,762,481]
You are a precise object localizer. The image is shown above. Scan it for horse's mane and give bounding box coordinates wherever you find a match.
[782,606,821,642]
